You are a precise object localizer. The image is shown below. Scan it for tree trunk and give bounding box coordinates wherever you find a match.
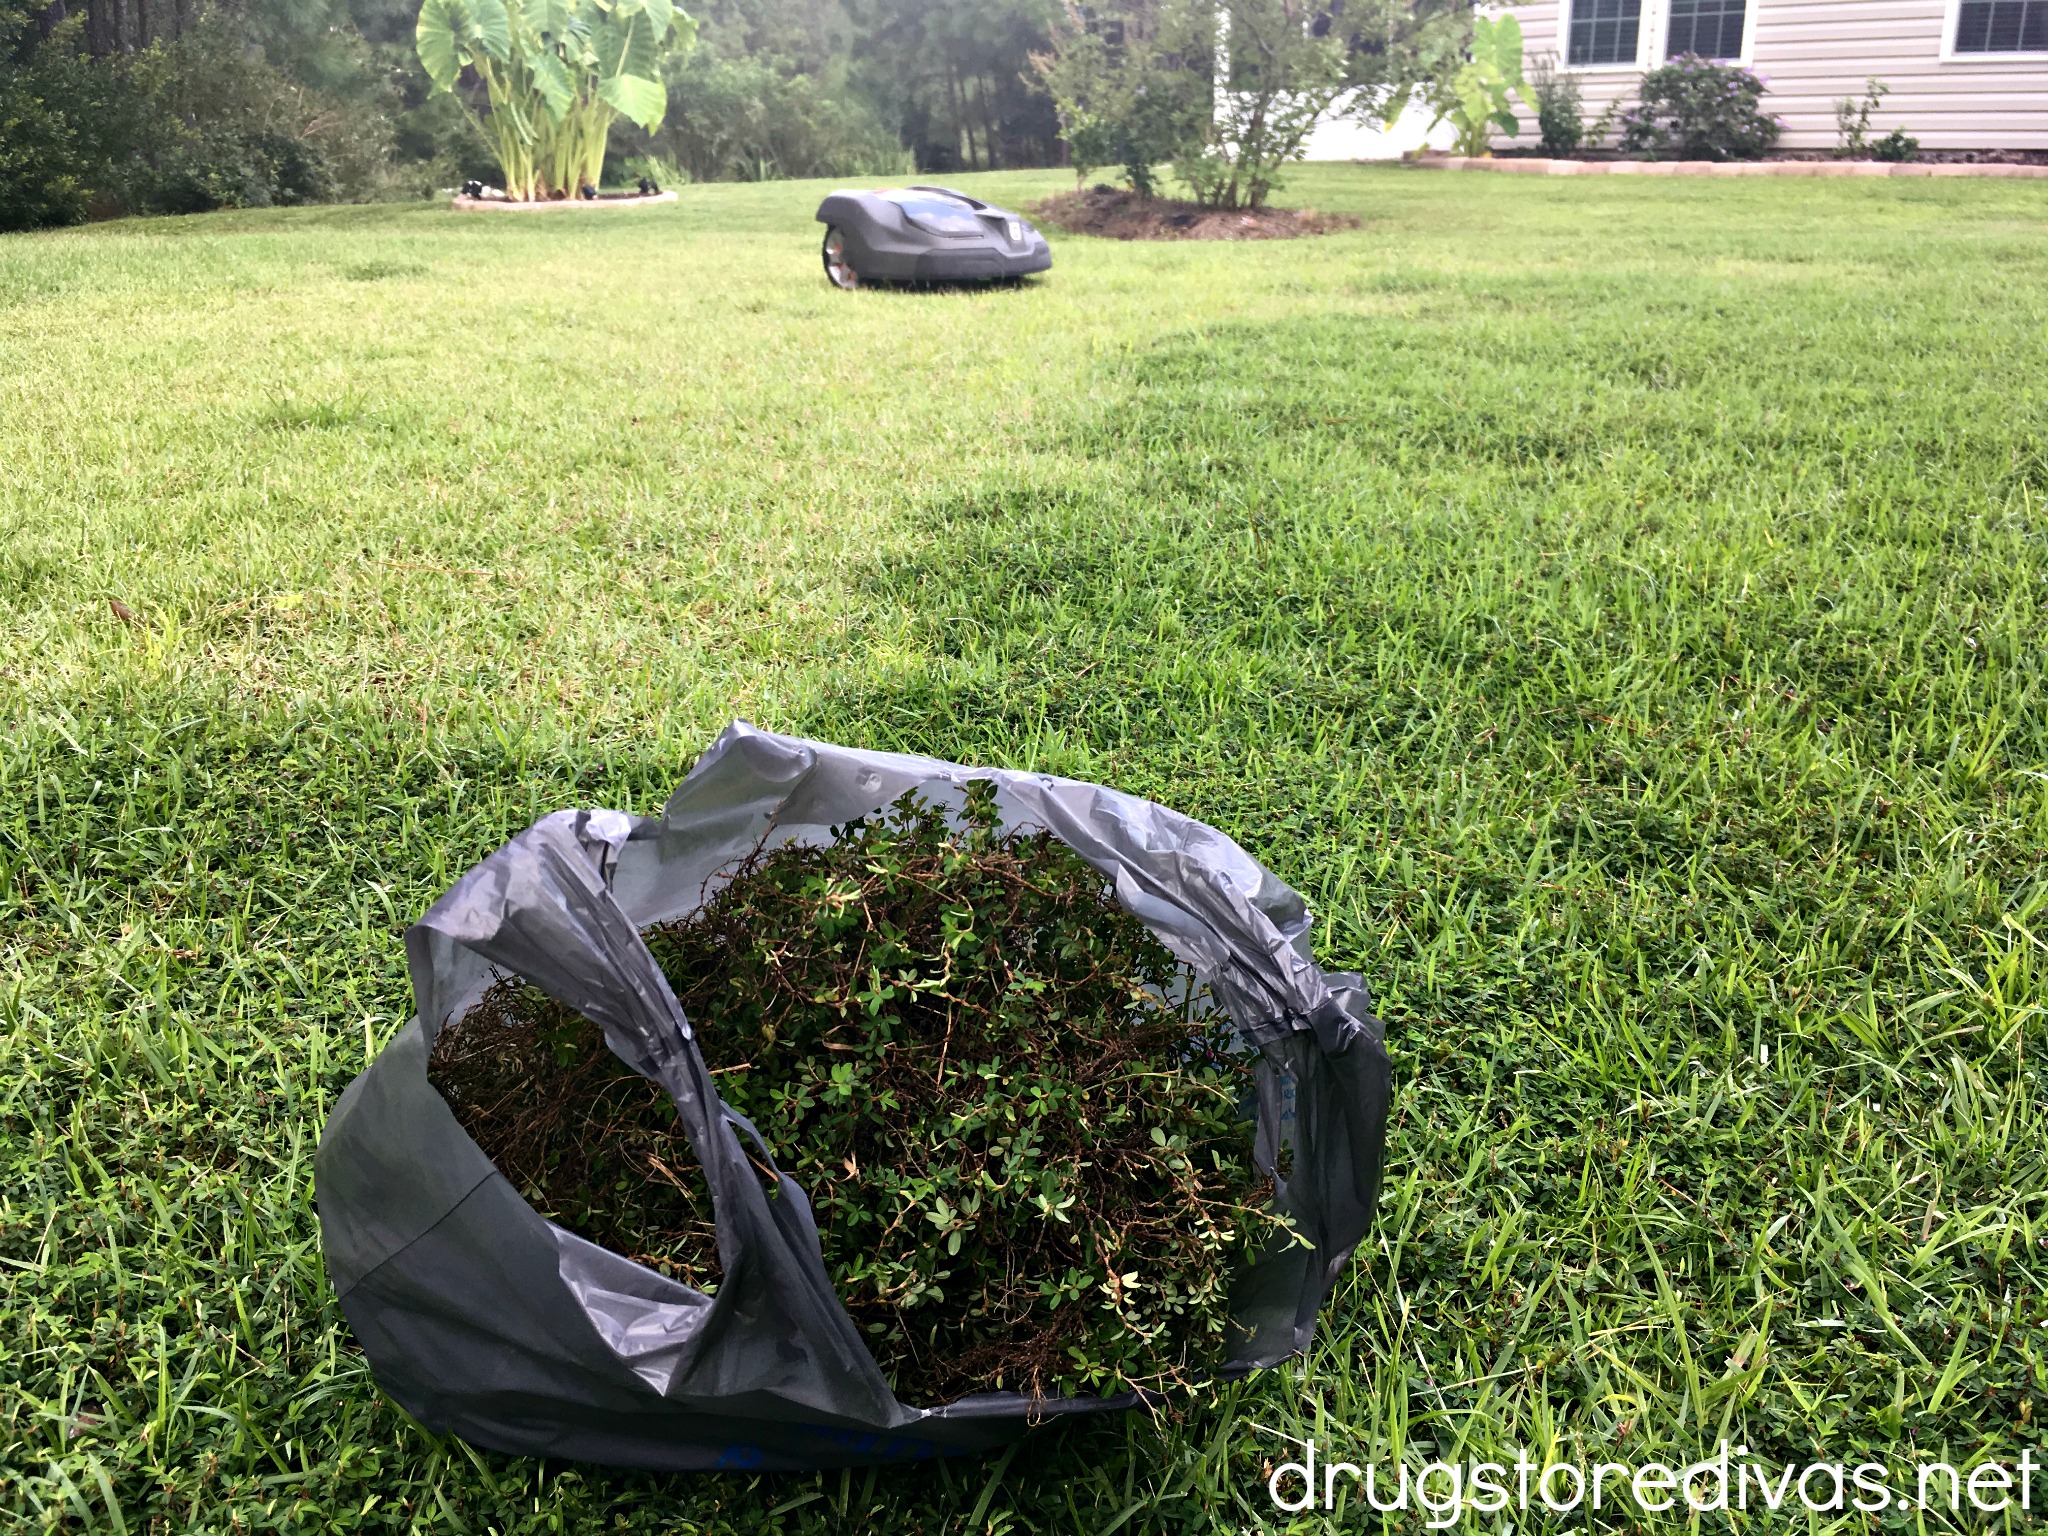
[967,76,985,169]
[104,0,129,55]
[980,73,1002,169]
[947,65,977,170]
[35,0,66,38]
[86,0,112,56]
[967,76,988,169]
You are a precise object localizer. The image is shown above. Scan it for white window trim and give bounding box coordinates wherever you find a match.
[1559,0,1657,70]
[1939,0,2048,59]
[1659,0,1755,66]
[1558,0,1755,72]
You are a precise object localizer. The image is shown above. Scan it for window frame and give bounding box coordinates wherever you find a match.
[1941,0,2048,59]
[1559,0,1653,71]
[1659,0,1754,65]
[1557,0,1756,73]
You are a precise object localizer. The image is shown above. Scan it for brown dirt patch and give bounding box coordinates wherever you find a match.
[1028,185,1359,241]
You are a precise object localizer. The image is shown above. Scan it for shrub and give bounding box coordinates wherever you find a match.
[1527,51,1581,158]
[1617,54,1778,161]
[617,151,685,189]
[1039,0,1466,209]
[1178,0,1353,207]
[53,5,421,219]
[637,53,910,183]
[135,126,334,213]
[1831,77,1918,164]
[0,8,100,231]
[2,5,371,227]
[1033,0,1214,199]
[1833,75,1884,157]
[427,786,1281,1405]
[100,18,365,214]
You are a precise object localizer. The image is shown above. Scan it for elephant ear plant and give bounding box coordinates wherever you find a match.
[1428,13,1530,157]
[417,0,695,199]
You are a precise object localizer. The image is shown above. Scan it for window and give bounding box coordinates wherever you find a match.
[1953,0,2048,50]
[1665,0,1747,57]
[1568,0,1642,65]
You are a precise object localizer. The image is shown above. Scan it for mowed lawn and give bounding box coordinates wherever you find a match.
[2,166,2045,1533]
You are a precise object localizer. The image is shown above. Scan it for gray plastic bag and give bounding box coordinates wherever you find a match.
[316,724,1390,1470]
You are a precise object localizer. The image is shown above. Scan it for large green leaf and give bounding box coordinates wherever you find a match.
[596,69,667,129]
[1474,13,1524,82]
[609,0,682,47]
[529,47,575,117]
[592,7,658,80]
[517,0,555,29]
[1498,14,1525,84]
[551,13,596,70]
[416,0,512,90]
[414,7,463,92]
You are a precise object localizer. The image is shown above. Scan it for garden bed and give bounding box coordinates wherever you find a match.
[450,190,680,211]
[1027,186,1359,240]
[1414,154,2048,179]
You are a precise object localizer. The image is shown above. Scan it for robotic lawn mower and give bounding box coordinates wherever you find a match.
[815,185,1051,289]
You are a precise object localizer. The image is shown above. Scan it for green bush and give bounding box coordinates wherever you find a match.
[102,20,352,213]
[1176,0,1351,208]
[1871,125,1918,162]
[1032,0,1213,199]
[0,5,106,230]
[0,4,413,228]
[135,126,334,214]
[1526,51,1581,157]
[617,151,686,188]
[0,73,86,229]
[636,52,909,182]
[1617,53,1778,161]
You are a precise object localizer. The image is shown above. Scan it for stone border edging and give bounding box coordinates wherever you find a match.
[450,190,680,211]
[1411,155,2048,179]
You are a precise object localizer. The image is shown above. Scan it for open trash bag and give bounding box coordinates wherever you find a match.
[316,724,1391,1470]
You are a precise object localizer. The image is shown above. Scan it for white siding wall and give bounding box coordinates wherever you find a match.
[1304,90,1459,158]
[1501,0,2048,150]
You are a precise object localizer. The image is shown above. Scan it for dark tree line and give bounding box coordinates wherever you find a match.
[2,0,1071,229]
[34,0,200,55]
[848,0,1062,170]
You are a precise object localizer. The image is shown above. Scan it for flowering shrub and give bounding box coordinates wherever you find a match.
[1617,54,1779,161]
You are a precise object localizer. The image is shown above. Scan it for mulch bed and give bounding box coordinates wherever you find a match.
[1028,186,1360,241]
[450,190,678,212]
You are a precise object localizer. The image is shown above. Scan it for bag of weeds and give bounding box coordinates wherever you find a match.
[316,724,1389,1470]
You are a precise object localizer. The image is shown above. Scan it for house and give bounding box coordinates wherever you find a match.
[1305,104,1458,160]
[1497,0,2048,152]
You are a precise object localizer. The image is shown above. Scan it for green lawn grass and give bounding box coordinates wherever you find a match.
[3,165,2045,1533]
